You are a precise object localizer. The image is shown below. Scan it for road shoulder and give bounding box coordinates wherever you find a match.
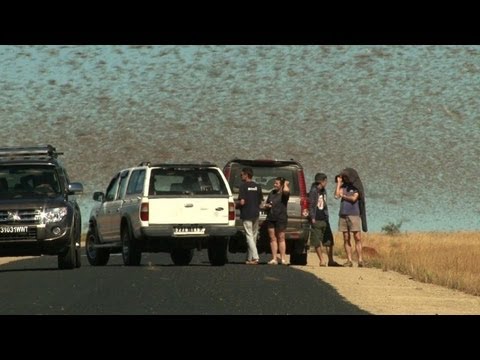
[292,253,480,315]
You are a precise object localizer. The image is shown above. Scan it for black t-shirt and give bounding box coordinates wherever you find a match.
[238,181,263,220]
[315,189,328,221]
[266,189,290,222]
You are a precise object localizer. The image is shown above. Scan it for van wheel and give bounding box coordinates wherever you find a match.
[289,239,308,265]
[122,226,141,266]
[171,248,194,266]
[85,228,110,266]
[208,237,228,266]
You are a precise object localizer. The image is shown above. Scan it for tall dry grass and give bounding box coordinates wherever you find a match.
[332,232,480,296]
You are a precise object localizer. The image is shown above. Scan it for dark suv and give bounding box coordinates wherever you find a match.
[223,159,309,265]
[0,145,84,269]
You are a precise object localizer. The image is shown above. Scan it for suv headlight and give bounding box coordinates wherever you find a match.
[42,207,68,223]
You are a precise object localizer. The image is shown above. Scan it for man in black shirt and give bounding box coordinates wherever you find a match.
[238,167,263,264]
[308,173,341,267]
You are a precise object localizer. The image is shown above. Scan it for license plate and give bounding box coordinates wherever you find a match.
[0,225,29,234]
[173,226,206,235]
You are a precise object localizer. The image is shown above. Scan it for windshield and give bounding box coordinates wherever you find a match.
[0,165,62,199]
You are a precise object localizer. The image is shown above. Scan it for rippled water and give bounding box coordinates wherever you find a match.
[0,45,478,232]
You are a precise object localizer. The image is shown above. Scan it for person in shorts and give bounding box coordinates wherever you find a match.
[335,168,367,267]
[308,173,341,267]
[264,177,290,265]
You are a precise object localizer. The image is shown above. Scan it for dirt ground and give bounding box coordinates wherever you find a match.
[291,253,480,315]
[2,254,480,314]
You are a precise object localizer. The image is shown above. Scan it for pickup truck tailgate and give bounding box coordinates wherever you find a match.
[148,198,230,224]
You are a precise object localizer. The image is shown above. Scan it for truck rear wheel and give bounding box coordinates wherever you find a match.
[208,237,228,266]
[171,248,194,266]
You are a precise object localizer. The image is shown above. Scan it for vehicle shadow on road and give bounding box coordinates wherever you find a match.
[0,267,60,273]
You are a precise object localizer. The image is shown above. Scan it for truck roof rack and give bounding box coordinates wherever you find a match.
[0,145,63,160]
[152,163,218,168]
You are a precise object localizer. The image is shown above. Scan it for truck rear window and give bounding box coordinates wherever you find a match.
[149,168,228,195]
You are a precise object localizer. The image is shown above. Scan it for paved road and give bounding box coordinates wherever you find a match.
[0,251,369,315]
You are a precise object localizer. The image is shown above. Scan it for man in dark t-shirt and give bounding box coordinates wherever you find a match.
[238,167,263,264]
[308,173,340,267]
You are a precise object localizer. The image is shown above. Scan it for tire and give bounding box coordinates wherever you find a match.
[121,225,141,266]
[75,247,82,268]
[170,248,194,266]
[85,228,110,266]
[208,237,228,266]
[289,239,308,266]
[58,235,76,270]
[290,252,307,265]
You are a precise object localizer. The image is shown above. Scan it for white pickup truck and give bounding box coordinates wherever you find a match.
[86,163,236,266]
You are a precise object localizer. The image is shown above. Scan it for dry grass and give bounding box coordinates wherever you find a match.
[333,232,480,296]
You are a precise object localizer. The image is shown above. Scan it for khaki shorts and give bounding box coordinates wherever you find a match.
[338,215,362,232]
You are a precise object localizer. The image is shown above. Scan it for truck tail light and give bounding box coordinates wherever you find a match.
[228,202,235,221]
[140,202,149,221]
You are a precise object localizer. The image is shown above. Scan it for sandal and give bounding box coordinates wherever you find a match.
[268,259,278,265]
[343,260,353,267]
[319,262,327,267]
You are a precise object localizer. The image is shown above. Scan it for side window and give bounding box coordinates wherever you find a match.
[57,167,69,192]
[127,170,145,195]
[105,173,120,202]
[117,171,130,200]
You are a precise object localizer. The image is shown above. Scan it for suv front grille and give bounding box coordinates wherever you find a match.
[0,209,42,225]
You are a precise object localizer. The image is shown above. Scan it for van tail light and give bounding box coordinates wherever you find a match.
[140,202,149,221]
[298,170,309,217]
[223,166,231,180]
[228,202,235,221]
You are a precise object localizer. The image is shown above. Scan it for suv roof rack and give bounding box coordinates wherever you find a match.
[0,145,63,160]
[227,158,301,166]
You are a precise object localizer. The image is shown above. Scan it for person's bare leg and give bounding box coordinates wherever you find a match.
[315,246,325,266]
[268,227,278,263]
[343,232,353,262]
[278,230,287,263]
[354,231,363,263]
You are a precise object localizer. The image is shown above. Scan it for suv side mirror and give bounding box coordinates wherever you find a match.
[68,182,83,194]
[93,191,104,202]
